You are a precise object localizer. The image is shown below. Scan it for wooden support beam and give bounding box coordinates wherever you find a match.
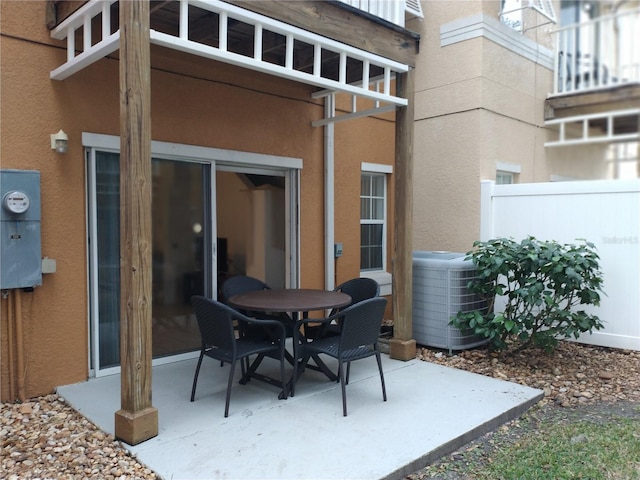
[114,0,158,446]
[390,68,416,361]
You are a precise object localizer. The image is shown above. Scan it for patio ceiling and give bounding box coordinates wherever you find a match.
[49,0,415,123]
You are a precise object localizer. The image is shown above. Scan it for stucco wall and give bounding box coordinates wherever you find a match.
[0,1,395,400]
[410,0,613,254]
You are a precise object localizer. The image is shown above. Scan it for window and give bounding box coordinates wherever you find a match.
[360,171,387,272]
[496,171,515,184]
[496,162,521,184]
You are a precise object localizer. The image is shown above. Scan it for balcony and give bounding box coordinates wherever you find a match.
[551,7,640,96]
[49,0,421,123]
[337,0,423,28]
[545,7,640,147]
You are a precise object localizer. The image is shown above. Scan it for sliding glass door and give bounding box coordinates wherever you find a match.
[91,152,211,371]
[86,134,301,376]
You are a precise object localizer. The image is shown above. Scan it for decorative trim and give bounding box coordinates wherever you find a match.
[361,162,393,173]
[496,161,522,173]
[440,14,554,70]
[361,271,393,296]
[82,132,303,170]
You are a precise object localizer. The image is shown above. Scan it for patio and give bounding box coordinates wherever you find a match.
[57,352,543,480]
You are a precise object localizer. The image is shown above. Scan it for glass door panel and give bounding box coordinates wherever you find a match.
[95,152,121,369]
[94,153,210,369]
[151,159,209,358]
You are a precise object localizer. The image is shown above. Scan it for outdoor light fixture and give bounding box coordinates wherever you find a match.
[50,130,68,154]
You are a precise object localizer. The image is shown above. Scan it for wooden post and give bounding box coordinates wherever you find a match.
[114,0,158,445]
[390,68,417,361]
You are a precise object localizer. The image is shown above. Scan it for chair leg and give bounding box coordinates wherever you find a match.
[346,361,351,384]
[292,352,299,397]
[375,349,387,402]
[279,347,288,400]
[190,351,205,402]
[339,361,348,416]
[224,361,236,417]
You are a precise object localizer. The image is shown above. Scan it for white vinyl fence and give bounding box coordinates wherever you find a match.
[480,179,640,351]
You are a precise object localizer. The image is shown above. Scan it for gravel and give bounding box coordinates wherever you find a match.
[2,340,639,479]
[420,340,640,407]
[1,395,157,480]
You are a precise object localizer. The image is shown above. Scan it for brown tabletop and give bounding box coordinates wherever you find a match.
[228,288,351,315]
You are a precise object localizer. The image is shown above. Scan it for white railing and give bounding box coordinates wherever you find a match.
[338,0,404,26]
[50,0,408,110]
[552,7,640,96]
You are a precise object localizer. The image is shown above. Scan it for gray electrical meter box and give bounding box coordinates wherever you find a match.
[1,169,42,289]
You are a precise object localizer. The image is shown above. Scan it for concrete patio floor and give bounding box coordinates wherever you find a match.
[57,352,543,480]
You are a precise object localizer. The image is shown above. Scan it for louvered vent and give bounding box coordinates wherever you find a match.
[530,0,556,23]
[405,0,424,18]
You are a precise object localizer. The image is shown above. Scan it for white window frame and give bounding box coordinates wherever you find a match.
[496,161,521,184]
[360,162,392,295]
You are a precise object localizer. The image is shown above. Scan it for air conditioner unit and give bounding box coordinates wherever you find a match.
[412,251,489,352]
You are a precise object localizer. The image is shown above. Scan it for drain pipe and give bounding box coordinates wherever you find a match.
[324,94,336,292]
[14,289,26,402]
[4,290,15,401]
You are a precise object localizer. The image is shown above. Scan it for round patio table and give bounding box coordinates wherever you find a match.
[228,288,351,398]
[228,288,351,319]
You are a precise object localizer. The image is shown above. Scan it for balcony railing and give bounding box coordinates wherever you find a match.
[337,0,423,28]
[552,7,640,96]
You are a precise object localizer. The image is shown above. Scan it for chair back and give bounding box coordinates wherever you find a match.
[191,296,240,354]
[331,277,379,316]
[338,296,387,351]
[336,277,379,305]
[221,275,271,303]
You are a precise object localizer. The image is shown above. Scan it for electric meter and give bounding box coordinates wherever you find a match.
[3,190,30,214]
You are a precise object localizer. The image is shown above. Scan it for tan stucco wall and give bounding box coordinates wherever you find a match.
[0,1,395,400]
[2,2,92,400]
[409,0,612,254]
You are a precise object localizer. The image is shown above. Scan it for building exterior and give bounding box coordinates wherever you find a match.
[2,0,638,442]
[410,0,639,253]
[1,0,421,441]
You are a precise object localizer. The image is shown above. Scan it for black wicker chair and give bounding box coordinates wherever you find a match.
[220,275,271,309]
[306,277,380,340]
[221,275,293,326]
[292,296,388,416]
[190,296,288,417]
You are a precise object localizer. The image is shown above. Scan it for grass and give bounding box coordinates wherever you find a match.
[478,415,640,479]
[412,405,640,480]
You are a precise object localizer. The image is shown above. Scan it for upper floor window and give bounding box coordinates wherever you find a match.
[361,169,388,272]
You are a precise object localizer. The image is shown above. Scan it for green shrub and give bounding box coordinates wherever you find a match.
[450,236,605,352]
